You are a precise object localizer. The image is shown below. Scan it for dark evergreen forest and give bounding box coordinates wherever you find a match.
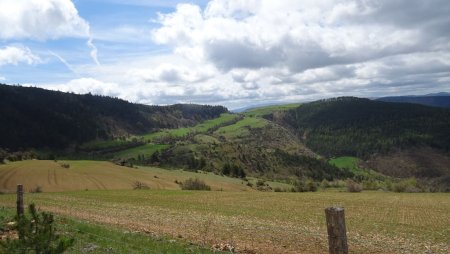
[0,84,227,150]
[276,97,450,158]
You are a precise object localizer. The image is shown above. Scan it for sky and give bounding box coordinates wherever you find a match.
[0,0,449,109]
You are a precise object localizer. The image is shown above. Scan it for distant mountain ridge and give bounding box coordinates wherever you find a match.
[376,93,450,108]
[0,84,227,150]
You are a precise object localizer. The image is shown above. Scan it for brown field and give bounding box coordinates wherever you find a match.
[0,160,252,192]
[0,190,448,254]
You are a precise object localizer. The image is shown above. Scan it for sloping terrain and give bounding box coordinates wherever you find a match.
[271,97,450,187]
[0,160,252,192]
[155,112,352,181]
[274,97,450,158]
[0,84,227,150]
[362,147,450,190]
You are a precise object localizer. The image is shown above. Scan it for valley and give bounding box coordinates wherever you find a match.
[1,85,450,253]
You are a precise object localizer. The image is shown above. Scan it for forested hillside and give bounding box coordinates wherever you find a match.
[273,97,450,158]
[0,84,227,150]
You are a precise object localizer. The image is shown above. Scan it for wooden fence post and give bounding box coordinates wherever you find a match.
[17,184,24,216]
[325,207,348,254]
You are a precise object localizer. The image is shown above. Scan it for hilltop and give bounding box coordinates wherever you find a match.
[271,97,450,189]
[0,84,227,150]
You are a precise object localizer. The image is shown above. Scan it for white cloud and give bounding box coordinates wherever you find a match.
[0,0,100,65]
[18,0,450,109]
[87,37,100,66]
[153,0,438,72]
[144,0,450,107]
[0,46,41,66]
[0,0,90,40]
[45,78,120,97]
[128,62,215,84]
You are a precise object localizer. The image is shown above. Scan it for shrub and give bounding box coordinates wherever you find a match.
[346,179,362,192]
[293,179,318,192]
[132,181,149,190]
[320,179,330,189]
[392,178,421,192]
[256,179,265,187]
[60,163,70,169]
[305,180,318,192]
[30,186,43,193]
[274,187,288,192]
[0,203,74,253]
[179,178,211,191]
[274,187,282,192]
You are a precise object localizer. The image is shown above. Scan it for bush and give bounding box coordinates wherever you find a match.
[392,178,421,192]
[305,180,318,192]
[293,179,318,192]
[60,163,70,169]
[0,203,74,253]
[346,179,362,192]
[362,180,379,190]
[132,181,149,190]
[30,186,43,193]
[274,187,288,192]
[320,179,330,189]
[179,178,211,191]
[256,179,265,187]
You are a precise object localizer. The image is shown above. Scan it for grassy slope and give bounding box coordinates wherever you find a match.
[244,103,301,117]
[214,117,268,139]
[0,191,448,254]
[329,156,360,170]
[160,105,320,179]
[141,113,238,141]
[0,207,216,254]
[83,113,240,161]
[0,160,252,192]
[329,156,386,180]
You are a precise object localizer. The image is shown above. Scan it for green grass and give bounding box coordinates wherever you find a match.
[0,207,216,254]
[244,103,301,117]
[112,143,170,159]
[0,191,448,254]
[191,113,237,133]
[142,128,191,141]
[329,156,385,179]
[329,156,360,171]
[193,134,220,144]
[141,113,238,142]
[214,117,268,138]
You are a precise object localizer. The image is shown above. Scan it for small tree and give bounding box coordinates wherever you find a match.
[0,203,74,253]
[132,181,149,190]
[179,178,211,191]
[0,148,7,164]
[346,179,363,192]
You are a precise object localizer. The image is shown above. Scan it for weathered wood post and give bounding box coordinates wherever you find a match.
[16,184,24,216]
[325,207,348,254]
